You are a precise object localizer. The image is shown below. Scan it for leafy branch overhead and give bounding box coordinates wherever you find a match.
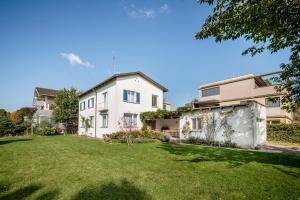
[195,0,300,111]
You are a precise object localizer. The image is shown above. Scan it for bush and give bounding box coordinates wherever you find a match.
[267,123,300,143]
[0,116,15,136]
[103,130,169,143]
[183,136,237,148]
[34,121,60,136]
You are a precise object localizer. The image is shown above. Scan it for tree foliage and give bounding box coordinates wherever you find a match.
[9,107,37,124]
[53,87,79,134]
[195,0,300,111]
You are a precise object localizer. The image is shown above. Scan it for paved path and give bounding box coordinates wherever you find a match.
[259,144,300,155]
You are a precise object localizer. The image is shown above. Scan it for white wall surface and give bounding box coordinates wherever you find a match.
[180,102,266,148]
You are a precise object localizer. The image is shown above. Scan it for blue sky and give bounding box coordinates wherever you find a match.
[0,0,290,111]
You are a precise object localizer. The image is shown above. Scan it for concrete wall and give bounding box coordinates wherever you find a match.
[180,102,266,148]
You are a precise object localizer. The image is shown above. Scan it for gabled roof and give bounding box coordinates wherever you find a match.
[78,71,168,98]
[35,87,59,97]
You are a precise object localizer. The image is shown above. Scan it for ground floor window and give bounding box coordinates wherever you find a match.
[192,118,202,130]
[123,113,138,128]
[89,116,94,128]
[101,113,108,128]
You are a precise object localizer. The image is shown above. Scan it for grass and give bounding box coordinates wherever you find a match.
[0,135,300,200]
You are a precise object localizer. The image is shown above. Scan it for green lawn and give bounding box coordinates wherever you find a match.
[0,135,300,200]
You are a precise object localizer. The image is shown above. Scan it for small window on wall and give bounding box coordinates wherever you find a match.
[80,102,85,111]
[89,116,94,128]
[202,87,220,97]
[101,113,108,128]
[192,118,202,130]
[265,97,280,108]
[152,95,158,107]
[88,98,94,108]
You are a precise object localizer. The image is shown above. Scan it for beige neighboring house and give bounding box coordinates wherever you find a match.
[32,87,59,124]
[194,72,293,124]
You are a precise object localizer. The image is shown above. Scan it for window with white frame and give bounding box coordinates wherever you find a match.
[80,102,86,111]
[123,90,140,104]
[152,95,158,107]
[89,116,94,128]
[103,92,108,107]
[123,113,138,128]
[265,97,280,108]
[88,98,94,108]
[101,113,108,128]
[192,118,202,130]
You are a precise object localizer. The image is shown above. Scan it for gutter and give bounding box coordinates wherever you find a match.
[92,89,97,138]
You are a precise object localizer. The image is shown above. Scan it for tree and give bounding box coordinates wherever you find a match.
[195,0,300,111]
[10,111,24,124]
[9,107,37,124]
[53,87,79,134]
[0,116,15,136]
[0,108,9,119]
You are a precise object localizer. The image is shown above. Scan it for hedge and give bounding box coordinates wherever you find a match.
[267,123,300,143]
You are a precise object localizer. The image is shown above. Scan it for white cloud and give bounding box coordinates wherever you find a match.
[60,53,94,68]
[123,3,170,19]
[140,9,155,18]
[159,4,170,14]
[123,4,155,18]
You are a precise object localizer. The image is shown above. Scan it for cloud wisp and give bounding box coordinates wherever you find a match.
[123,3,170,19]
[60,53,94,68]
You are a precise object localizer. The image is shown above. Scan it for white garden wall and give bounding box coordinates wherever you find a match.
[179,101,266,148]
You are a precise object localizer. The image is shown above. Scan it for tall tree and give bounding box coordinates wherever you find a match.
[53,88,79,134]
[195,0,300,111]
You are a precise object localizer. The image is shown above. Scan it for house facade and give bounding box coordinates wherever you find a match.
[194,73,293,124]
[78,72,168,138]
[32,87,59,124]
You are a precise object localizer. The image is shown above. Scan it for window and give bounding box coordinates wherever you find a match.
[192,118,202,130]
[80,102,86,111]
[89,116,94,128]
[88,98,94,108]
[152,95,158,107]
[202,87,220,97]
[265,97,280,108]
[101,113,108,127]
[123,113,138,128]
[103,92,108,107]
[123,90,140,104]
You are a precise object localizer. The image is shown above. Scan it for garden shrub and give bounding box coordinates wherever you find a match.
[35,121,60,136]
[267,123,300,143]
[183,136,237,148]
[104,130,169,143]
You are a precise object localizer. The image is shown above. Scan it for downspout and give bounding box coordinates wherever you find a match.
[93,88,97,138]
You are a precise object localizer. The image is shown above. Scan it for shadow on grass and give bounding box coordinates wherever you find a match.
[0,184,42,200]
[0,138,32,145]
[0,182,59,200]
[73,179,152,200]
[158,143,300,169]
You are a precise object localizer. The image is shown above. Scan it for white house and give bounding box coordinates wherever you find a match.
[78,71,168,138]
